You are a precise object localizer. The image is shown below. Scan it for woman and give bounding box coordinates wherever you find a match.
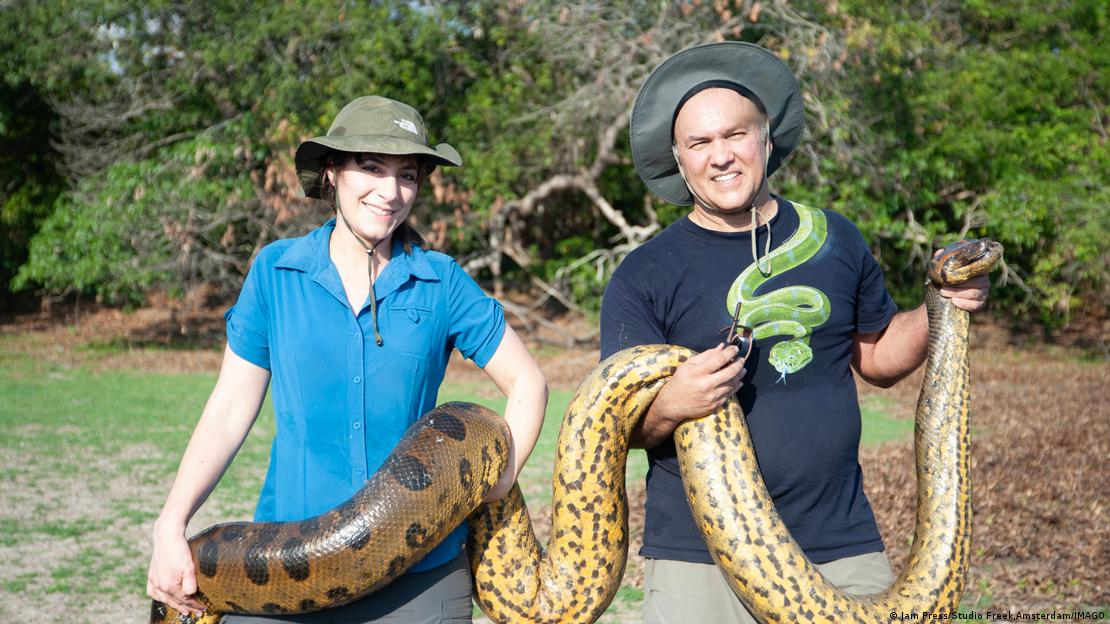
[146,96,548,623]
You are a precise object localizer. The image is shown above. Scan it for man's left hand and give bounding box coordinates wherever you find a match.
[938,274,990,312]
[934,247,992,312]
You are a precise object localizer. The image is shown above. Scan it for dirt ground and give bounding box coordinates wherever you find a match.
[858,345,1109,610]
[2,304,1107,615]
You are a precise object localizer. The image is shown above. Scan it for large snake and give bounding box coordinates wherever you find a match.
[150,403,511,624]
[151,238,1001,624]
[725,202,831,380]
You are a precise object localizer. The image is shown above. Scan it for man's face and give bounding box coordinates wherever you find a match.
[672,88,770,215]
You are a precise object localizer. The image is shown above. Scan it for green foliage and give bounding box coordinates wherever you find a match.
[1,0,1106,328]
[790,0,1109,325]
[882,0,1109,323]
[0,83,62,305]
[15,125,260,303]
[6,0,456,303]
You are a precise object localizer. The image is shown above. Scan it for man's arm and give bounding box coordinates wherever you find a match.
[630,344,746,449]
[853,273,991,388]
[601,271,747,449]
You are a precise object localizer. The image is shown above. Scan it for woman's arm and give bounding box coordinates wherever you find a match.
[146,345,271,616]
[478,325,548,502]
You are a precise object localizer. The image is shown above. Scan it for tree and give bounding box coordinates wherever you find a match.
[12,0,455,304]
[830,0,1109,326]
[4,0,1106,334]
[0,83,62,311]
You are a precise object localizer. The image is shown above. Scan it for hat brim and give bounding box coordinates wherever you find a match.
[295,135,462,198]
[630,42,806,206]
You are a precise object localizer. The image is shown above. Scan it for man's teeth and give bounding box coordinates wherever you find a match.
[713,173,738,182]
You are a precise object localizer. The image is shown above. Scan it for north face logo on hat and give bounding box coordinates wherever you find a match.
[393,119,419,135]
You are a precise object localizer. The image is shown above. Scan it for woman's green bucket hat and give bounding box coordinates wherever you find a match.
[630,42,806,206]
[295,96,462,198]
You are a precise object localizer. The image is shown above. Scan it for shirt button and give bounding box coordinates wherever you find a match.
[356,467,364,475]
[353,331,361,340]
[353,376,361,384]
[353,422,361,430]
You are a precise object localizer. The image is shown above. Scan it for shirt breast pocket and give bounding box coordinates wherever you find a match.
[387,305,436,356]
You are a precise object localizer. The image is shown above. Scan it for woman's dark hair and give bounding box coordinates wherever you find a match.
[313,150,433,253]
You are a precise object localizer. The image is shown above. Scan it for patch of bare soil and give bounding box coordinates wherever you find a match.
[0,303,601,385]
[861,347,1109,610]
[0,305,226,373]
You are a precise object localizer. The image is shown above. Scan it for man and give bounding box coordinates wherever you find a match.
[599,42,990,624]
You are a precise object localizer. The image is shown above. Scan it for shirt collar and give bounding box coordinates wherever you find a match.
[274,220,435,275]
[391,237,439,283]
[274,219,334,273]
[273,219,440,308]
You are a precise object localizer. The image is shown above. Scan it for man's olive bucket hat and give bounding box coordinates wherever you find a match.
[630,42,806,206]
[295,95,462,198]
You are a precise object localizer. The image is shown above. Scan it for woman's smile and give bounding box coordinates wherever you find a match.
[361,201,401,219]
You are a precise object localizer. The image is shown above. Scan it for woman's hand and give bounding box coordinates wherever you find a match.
[146,346,271,614]
[147,522,205,616]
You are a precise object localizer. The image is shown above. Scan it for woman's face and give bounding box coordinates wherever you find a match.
[328,153,420,246]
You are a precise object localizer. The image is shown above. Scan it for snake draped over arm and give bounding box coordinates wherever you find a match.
[151,239,1002,624]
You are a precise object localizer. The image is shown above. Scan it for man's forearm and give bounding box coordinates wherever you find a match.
[855,306,929,387]
[628,343,747,448]
[629,399,680,449]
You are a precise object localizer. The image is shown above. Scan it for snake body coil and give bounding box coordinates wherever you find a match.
[150,402,509,624]
[151,239,1000,624]
[673,238,1002,621]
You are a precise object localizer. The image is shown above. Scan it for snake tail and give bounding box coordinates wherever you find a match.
[468,345,682,623]
[673,238,1002,622]
[150,402,509,624]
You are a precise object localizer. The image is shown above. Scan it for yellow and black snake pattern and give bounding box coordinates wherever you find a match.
[150,402,510,624]
[152,238,1001,624]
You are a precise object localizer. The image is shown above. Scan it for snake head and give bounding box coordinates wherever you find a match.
[927,238,1004,287]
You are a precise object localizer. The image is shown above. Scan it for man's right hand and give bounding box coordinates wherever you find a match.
[632,343,747,449]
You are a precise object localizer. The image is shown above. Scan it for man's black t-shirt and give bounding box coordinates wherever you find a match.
[599,196,899,564]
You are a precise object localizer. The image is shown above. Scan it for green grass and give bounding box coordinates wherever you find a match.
[0,572,36,593]
[0,350,274,505]
[0,343,908,619]
[0,347,274,610]
[859,394,913,445]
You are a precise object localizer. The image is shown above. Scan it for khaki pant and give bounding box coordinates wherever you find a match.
[643,551,895,624]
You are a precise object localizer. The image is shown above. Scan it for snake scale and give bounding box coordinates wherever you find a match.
[151,238,1001,624]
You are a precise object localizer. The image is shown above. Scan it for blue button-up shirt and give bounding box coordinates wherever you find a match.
[225,219,505,571]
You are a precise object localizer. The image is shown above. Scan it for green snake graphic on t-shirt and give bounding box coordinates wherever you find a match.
[725,203,830,382]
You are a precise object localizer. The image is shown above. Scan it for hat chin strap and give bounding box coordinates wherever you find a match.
[672,142,773,277]
[336,195,388,346]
